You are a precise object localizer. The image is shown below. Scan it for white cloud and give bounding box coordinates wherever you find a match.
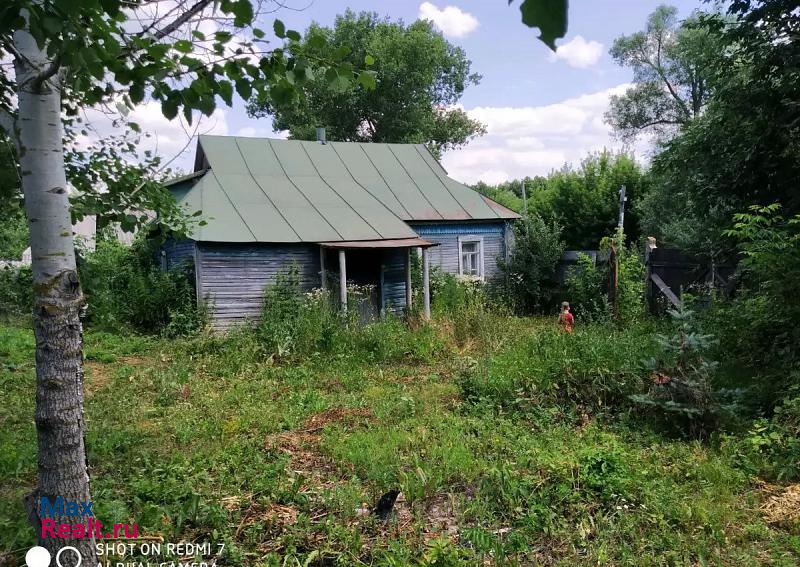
[418,2,478,38]
[77,102,230,174]
[441,84,651,184]
[552,36,604,69]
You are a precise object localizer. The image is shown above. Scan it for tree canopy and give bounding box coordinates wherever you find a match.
[605,5,720,140]
[633,1,800,250]
[247,11,486,158]
[474,152,648,249]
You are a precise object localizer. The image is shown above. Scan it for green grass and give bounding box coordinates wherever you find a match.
[1,317,798,566]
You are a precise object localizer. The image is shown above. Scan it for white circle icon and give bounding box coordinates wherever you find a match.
[55,546,82,567]
[25,546,51,567]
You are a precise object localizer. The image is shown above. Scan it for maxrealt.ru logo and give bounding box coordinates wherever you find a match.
[39,496,138,539]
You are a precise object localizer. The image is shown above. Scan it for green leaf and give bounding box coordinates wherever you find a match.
[515,0,568,51]
[273,19,286,39]
[252,28,265,39]
[218,81,234,106]
[147,43,170,60]
[307,33,326,51]
[235,79,252,101]
[286,29,301,42]
[129,82,145,104]
[192,30,206,41]
[174,39,193,53]
[41,16,61,35]
[129,122,141,133]
[364,54,375,66]
[229,0,254,27]
[161,98,179,120]
[331,45,352,61]
[357,70,376,90]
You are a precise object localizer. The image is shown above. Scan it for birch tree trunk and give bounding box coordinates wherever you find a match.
[13,22,98,567]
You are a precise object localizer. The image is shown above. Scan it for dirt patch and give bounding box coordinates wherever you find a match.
[761,483,800,530]
[265,407,373,482]
[84,356,146,397]
[303,407,373,430]
[84,360,113,396]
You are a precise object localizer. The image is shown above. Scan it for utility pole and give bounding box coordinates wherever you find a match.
[521,179,528,215]
[618,185,627,228]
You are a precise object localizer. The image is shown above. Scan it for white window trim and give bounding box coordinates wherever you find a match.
[457,235,484,280]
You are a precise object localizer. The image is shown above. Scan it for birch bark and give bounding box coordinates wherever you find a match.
[11,20,98,567]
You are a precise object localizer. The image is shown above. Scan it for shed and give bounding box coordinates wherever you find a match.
[163,135,519,330]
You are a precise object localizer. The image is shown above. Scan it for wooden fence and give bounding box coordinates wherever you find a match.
[644,239,738,312]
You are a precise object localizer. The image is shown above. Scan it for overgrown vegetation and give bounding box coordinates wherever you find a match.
[3,281,798,565]
[499,213,565,313]
[79,238,204,337]
[473,152,648,248]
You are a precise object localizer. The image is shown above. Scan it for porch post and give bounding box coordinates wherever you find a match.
[405,248,413,312]
[422,246,431,320]
[319,246,327,289]
[338,249,347,312]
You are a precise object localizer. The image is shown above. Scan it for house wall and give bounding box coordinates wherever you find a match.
[381,248,408,314]
[408,221,509,282]
[161,238,196,270]
[196,243,320,330]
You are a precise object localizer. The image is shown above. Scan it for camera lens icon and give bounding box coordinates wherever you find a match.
[25,545,83,567]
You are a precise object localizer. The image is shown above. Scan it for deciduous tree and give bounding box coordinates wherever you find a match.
[605,5,719,140]
[248,11,485,158]
[0,1,355,562]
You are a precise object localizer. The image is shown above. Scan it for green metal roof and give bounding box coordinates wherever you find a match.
[169,135,519,243]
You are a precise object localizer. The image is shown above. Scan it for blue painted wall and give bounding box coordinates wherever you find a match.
[161,238,196,269]
[409,221,509,282]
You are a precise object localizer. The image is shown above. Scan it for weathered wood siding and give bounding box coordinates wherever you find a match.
[381,249,407,313]
[197,243,319,330]
[408,221,508,282]
[161,238,196,269]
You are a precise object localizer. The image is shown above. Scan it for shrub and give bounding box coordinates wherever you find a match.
[630,307,733,437]
[258,266,344,359]
[80,238,204,335]
[0,265,32,320]
[256,267,446,364]
[601,229,645,326]
[565,253,609,322]
[458,322,655,414]
[717,205,800,373]
[741,388,800,481]
[499,213,565,313]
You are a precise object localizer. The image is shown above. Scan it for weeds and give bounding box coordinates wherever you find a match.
[2,298,798,564]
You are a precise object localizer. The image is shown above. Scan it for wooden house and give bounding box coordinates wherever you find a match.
[163,135,519,330]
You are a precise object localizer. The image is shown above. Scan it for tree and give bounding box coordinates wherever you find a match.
[474,152,649,249]
[248,11,485,158]
[605,5,720,140]
[499,213,565,313]
[637,1,800,250]
[0,1,358,562]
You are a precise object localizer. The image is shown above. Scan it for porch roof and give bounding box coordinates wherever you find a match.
[319,238,438,249]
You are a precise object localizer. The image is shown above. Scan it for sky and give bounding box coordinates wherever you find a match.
[113,0,704,185]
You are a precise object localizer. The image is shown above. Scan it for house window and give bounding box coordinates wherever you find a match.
[459,238,483,278]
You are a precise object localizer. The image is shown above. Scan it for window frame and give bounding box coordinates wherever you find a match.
[457,235,485,280]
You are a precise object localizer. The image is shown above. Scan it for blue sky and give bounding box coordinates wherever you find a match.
[121,0,704,184]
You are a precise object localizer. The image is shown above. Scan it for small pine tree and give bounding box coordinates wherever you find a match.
[630,306,722,436]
